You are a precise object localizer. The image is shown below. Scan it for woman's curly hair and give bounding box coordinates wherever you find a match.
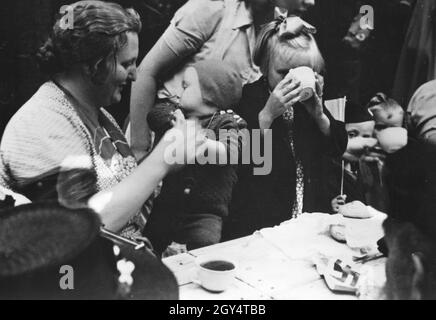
[37,1,141,83]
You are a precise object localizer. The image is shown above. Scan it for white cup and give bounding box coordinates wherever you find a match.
[376,127,408,154]
[288,66,316,101]
[194,255,237,292]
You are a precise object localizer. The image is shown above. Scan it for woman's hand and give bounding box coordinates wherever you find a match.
[331,194,347,213]
[89,109,208,232]
[159,109,207,171]
[259,76,302,129]
[130,37,186,161]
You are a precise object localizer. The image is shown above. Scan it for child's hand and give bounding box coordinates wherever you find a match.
[260,76,302,129]
[301,72,324,120]
[169,109,186,128]
[314,72,324,97]
[361,145,387,163]
[161,109,207,171]
[331,194,347,213]
[346,137,378,159]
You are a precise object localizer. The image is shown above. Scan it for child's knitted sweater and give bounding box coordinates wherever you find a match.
[148,100,247,218]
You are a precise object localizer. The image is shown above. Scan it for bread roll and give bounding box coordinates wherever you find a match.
[329,224,347,243]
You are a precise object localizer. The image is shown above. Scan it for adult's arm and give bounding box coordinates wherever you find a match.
[129,0,224,160]
[129,39,181,161]
[88,135,171,232]
[89,112,205,232]
[1,104,204,232]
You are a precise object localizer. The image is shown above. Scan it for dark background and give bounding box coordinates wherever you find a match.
[306,0,414,104]
[0,0,415,136]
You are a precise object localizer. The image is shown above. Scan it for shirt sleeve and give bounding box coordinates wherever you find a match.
[407,80,436,140]
[321,107,348,158]
[161,0,224,57]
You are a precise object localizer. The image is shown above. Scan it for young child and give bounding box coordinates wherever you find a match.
[226,16,348,240]
[328,101,379,213]
[144,60,247,253]
[330,95,404,214]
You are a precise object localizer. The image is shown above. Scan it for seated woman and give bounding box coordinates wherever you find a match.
[225,16,348,240]
[0,1,205,241]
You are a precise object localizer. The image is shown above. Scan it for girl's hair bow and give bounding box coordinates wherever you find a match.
[275,15,317,38]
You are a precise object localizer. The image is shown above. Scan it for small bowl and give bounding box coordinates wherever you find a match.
[194,255,238,292]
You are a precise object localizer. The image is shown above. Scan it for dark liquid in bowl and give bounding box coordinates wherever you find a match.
[201,260,235,271]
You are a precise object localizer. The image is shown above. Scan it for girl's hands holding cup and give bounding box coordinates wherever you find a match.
[259,75,302,129]
[259,69,329,134]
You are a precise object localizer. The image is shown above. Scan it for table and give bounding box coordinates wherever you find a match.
[163,212,387,300]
